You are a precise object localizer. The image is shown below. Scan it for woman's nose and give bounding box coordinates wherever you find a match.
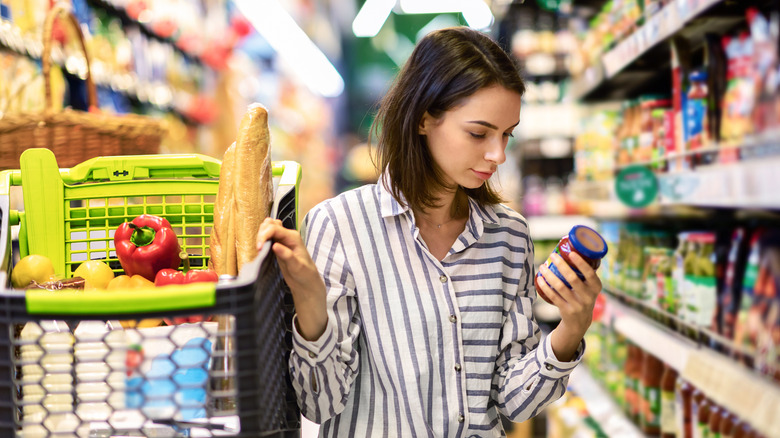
[485,138,507,165]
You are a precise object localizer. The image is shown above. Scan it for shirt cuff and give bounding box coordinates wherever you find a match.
[292,314,337,366]
[536,335,586,379]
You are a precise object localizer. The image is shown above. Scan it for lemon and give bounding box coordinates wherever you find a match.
[73,260,115,290]
[11,255,55,288]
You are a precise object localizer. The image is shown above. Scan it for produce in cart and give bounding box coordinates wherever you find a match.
[114,214,182,281]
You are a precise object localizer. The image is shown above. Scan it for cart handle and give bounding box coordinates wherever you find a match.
[26,281,216,315]
[2,154,299,186]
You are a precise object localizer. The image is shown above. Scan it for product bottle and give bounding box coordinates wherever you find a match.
[733,422,752,438]
[686,69,710,152]
[660,364,678,438]
[708,403,723,438]
[628,345,645,425]
[676,377,694,438]
[694,392,712,438]
[534,225,608,303]
[719,411,736,438]
[640,352,664,435]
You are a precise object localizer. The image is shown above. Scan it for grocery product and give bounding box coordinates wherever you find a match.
[639,352,664,434]
[686,70,709,152]
[233,103,274,270]
[154,268,219,286]
[210,142,237,277]
[660,364,678,438]
[114,214,182,281]
[675,377,694,438]
[534,225,608,303]
[11,254,55,289]
[72,260,115,290]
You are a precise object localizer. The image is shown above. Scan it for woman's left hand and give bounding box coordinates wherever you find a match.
[536,251,602,361]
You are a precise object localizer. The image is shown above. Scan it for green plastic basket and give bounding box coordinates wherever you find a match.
[0,148,300,284]
[0,148,303,437]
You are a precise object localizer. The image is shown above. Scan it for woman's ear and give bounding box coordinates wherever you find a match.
[418,112,432,135]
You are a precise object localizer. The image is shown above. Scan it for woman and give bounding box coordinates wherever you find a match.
[257,26,602,437]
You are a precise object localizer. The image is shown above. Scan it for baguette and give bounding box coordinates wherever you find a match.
[209,142,237,277]
[234,103,274,269]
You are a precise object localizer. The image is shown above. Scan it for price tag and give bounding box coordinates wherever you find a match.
[615,166,659,208]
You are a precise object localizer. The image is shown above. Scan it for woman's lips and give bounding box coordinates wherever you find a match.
[472,169,494,180]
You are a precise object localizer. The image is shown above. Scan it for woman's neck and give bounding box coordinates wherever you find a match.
[414,188,468,227]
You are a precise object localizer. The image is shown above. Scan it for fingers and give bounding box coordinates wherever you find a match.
[568,252,600,284]
[257,218,300,250]
[539,263,579,305]
[549,253,583,290]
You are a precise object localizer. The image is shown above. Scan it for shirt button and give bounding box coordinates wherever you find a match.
[449,314,457,323]
[439,275,447,283]
[457,414,464,423]
[308,351,317,359]
[454,363,461,372]
[545,363,554,371]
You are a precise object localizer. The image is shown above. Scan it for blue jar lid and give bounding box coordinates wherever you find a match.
[568,225,608,260]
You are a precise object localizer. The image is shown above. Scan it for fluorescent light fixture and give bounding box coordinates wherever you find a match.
[352,0,396,38]
[234,0,344,98]
[461,0,494,29]
[399,0,493,29]
[398,0,460,14]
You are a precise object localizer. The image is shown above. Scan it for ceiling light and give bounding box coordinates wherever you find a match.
[352,0,396,38]
[234,0,344,98]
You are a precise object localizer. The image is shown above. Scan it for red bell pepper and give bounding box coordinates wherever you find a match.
[154,268,219,286]
[114,214,181,281]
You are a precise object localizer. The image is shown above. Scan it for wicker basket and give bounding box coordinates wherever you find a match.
[0,5,166,170]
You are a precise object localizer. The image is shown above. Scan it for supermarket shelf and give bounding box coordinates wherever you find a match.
[569,365,646,438]
[603,289,780,438]
[606,292,696,372]
[86,0,205,67]
[658,154,780,210]
[528,215,597,241]
[0,18,199,122]
[571,0,746,101]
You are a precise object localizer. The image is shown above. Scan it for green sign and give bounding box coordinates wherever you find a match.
[615,166,658,208]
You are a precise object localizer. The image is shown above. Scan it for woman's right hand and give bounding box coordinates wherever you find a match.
[257,218,328,341]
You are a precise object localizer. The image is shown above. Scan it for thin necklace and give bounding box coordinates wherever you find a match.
[416,201,464,230]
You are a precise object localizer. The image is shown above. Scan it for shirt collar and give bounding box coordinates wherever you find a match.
[377,172,500,226]
[377,173,409,218]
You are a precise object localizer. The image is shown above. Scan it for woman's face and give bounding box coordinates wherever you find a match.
[419,85,522,191]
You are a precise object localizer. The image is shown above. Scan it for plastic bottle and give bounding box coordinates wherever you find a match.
[675,377,694,438]
[686,69,709,151]
[534,225,608,303]
[660,364,678,438]
[74,320,126,423]
[626,345,644,424]
[640,352,664,435]
[708,403,723,438]
[694,392,712,438]
[720,411,736,438]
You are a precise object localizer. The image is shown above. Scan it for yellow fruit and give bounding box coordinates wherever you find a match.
[11,255,55,288]
[106,274,154,290]
[73,260,115,290]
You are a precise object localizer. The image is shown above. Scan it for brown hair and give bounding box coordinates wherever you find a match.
[371,26,525,212]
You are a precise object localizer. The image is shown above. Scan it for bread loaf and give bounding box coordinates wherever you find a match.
[209,142,237,276]
[234,103,274,269]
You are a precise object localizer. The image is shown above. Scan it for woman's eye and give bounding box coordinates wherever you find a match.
[503,132,515,138]
[469,132,486,139]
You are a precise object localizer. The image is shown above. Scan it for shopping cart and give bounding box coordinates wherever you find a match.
[0,148,302,437]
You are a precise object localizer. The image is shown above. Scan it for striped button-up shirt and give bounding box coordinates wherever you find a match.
[289,180,584,437]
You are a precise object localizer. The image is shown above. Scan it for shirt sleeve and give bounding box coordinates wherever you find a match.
[288,205,361,424]
[491,232,586,423]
